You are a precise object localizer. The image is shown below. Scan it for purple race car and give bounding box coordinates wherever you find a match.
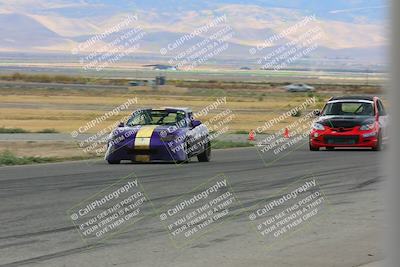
[105,107,211,164]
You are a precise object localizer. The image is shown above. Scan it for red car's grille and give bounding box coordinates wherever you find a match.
[330,127,354,132]
[324,121,360,128]
[324,135,359,145]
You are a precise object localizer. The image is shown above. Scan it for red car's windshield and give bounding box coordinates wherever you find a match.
[322,102,375,116]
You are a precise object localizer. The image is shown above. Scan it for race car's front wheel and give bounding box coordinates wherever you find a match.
[309,142,319,151]
[198,141,211,162]
[107,159,121,164]
[372,132,382,151]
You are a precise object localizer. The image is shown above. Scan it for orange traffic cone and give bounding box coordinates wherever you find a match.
[284,128,289,138]
[248,130,256,141]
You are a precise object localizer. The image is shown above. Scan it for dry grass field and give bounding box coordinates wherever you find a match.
[0,81,385,133]
[0,82,351,133]
[0,78,385,161]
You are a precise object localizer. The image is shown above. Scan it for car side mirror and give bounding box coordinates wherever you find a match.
[313,110,321,116]
[191,120,201,128]
[118,122,125,127]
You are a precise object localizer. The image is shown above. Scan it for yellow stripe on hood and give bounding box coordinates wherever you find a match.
[134,125,158,150]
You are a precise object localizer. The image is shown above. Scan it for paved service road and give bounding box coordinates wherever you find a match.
[0,145,384,267]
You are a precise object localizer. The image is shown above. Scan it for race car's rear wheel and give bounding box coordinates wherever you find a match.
[198,141,211,162]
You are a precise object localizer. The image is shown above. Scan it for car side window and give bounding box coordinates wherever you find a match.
[377,100,387,116]
[175,111,187,127]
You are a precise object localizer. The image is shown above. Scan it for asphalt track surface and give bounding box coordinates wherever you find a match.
[0,144,384,267]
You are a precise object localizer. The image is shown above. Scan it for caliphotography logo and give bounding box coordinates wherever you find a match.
[247,175,331,249]
[156,173,244,248]
[254,97,320,167]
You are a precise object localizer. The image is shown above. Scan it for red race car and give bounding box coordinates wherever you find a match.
[309,96,388,151]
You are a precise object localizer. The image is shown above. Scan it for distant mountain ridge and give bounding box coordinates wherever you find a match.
[0,0,387,64]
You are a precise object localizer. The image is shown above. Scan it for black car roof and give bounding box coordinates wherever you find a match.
[329,96,375,101]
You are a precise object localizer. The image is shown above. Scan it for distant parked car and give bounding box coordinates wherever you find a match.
[128,80,146,86]
[284,83,315,92]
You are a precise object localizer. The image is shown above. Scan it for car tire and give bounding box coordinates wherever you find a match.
[372,132,382,151]
[198,141,211,162]
[309,143,319,151]
[107,159,121,164]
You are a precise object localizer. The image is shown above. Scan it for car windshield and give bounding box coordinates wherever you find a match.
[126,110,187,126]
[322,102,375,116]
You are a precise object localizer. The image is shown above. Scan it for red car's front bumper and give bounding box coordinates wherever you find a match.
[309,127,379,148]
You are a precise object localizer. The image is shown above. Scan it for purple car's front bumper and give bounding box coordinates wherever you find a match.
[105,136,187,162]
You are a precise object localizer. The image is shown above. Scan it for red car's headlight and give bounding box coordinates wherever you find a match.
[312,122,325,131]
[360,122,376,131]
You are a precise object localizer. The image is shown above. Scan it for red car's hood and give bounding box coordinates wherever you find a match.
[317,116,375,128]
